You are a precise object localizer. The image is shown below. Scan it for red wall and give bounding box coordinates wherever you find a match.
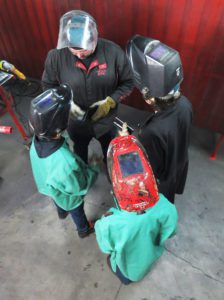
[0,0,224,133]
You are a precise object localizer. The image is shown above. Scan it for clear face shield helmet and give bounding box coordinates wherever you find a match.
[57,10,98,52]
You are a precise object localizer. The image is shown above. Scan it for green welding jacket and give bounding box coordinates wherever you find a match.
[30,138,98,211]
[95,194,178,281]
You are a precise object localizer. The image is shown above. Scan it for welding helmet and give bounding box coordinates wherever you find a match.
[57,10,98,51]
[126,34,183,99]
[107,135,159,212]
[29,84,72,139]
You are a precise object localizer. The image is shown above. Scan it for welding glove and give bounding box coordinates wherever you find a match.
[91,96,116,122]
[70,101,85,121]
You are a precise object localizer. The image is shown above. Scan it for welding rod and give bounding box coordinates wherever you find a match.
[114,117,134,132]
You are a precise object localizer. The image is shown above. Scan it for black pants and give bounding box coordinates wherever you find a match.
[56,202,89,233]
[68,124,113,164]
[158,182,175,203]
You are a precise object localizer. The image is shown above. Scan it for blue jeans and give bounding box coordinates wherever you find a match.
[107,255,132,285]
[70,202,90,233]
[56,202,89,233]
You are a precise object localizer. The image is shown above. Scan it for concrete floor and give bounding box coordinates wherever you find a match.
[0,100,224,300]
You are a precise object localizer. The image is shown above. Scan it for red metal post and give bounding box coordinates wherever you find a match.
[0,86,28,140]
[210,134,224,160]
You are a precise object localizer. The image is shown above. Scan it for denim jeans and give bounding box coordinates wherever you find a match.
[56,202,89,233]
[70,202,90,233]
[107,255,132,285]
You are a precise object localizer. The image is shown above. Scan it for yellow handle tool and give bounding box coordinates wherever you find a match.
[0,60,26,80]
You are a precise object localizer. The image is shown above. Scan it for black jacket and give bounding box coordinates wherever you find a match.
[42,38,134,138]
[138,96,193,202]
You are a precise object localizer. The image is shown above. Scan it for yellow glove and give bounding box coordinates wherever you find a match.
[91,96,116,122]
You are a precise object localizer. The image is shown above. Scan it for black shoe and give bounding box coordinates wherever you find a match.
[78,222,95,238]
[57,209,69,219]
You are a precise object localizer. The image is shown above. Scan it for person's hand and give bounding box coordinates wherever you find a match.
[118,122,129,136]
[70,101,85,120]
[91,96,116,122]
[141,87,150,100]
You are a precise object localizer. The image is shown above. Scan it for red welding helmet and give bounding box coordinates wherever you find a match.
[107,135,159,212]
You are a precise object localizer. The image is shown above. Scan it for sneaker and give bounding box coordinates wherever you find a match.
[78,221,95,238]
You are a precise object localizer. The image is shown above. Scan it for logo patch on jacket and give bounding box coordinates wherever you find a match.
[97,63,107,76]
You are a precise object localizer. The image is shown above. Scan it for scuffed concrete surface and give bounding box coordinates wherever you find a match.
[1,106,224,300]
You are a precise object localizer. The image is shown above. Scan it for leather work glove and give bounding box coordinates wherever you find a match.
[91,96,116,122]
[70,101,85,121]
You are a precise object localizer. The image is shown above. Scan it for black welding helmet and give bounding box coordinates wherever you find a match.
[29,84,72,139]
[126,35,183,98]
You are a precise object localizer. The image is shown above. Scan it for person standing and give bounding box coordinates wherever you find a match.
[126,35,193,203]
[29,84,98,238]
[42,10,133,164]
